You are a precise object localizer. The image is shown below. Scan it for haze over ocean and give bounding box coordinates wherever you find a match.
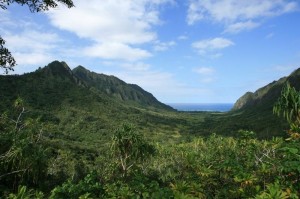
[168,103,234,112]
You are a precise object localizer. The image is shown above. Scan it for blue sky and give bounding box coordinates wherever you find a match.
[1,0,300,103]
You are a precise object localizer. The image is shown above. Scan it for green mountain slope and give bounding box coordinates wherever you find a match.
[233,68,300,111]
[72,65,173,111]
[0,61,185,146]
[215,68,300,138]
[0,61,172,111]
[1,60,298,140]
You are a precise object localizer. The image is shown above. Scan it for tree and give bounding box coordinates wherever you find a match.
[273,83,300,140]
[0,0,74,73]
[0,98,50,190]
[273,83,300,126]
[0,37,16,74]
[111,124,156,178]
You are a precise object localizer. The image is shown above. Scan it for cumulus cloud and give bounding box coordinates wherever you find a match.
[153,40,176,51]
[192,37,234,56]
[47,0,173,61]
[224,21,260,34]
[3,29,61,66]
[84,42,152,61]
[0,10,77,71]
[187,0,298,33]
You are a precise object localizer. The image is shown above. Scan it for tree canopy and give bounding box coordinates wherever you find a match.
[0,37,16,74]
[0,0,74,12]
[0,0,74,74]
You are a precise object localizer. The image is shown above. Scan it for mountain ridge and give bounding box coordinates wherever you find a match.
[72,64,173,111]
[232,67,300,111]
[0,60,173,111]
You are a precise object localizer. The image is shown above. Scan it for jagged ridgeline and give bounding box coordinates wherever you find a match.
[72,64,173,110]
[0,61,173,112]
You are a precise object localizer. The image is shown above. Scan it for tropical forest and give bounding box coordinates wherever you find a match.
[1,0,300,199]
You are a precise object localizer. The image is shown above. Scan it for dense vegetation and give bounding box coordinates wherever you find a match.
[1,108,300,198]
[1,61,300,198]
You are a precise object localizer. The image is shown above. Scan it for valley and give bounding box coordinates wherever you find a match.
[0,61,299,198]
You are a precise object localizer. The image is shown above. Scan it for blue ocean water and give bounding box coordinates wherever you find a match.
[168,103,234,112]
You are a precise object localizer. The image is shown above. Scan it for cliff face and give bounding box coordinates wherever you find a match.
[232,68,300,111]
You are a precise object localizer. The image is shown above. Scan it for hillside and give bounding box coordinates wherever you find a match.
[0,61,186,146]
[1,62,300,198]
[1,61,298,140]
[72,65,173,110]
[214,68,300,138]
[0,61,173,110]
[232,68,300,111]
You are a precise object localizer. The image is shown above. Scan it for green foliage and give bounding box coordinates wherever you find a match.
[72,65,173,111]
[111,123,156,178]
[255,181,298,199]
[2,64,300,198]
[50,172,103,199]
[7,185,44,199]
[237,129,256,139]
[0,37,16,74]
[273,83,300,126]
[0,100,49,190]
[0,0,74,12]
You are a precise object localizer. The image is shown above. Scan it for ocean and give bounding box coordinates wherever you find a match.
[168,103,234,112]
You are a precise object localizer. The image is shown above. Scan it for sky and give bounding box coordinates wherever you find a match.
[1,0,300,103]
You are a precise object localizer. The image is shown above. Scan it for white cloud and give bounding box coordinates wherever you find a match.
[178,35,188,40]
[3,29,62,66]
[84,42,152,61]
[0,10,14,27]
[187,0,298,33]
[193,67,216,83]
[224,21,260,34]
[153,40,176,51]
[0,10,78,71]
[48,1,155,44]
[47,0,173,61]
[192,37,234,56]
[194,67,215,75]
[13,52,55,66]
[5,30,60,51]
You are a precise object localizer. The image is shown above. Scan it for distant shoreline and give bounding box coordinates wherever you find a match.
[167,103,234,112]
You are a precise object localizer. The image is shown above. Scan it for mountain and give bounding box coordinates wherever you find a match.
[0,60,183,146]
[72,65,173,110]
[1,60,297,140]
[217,68,300,138]
[0,61,173,112]
[232,68,300,111]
